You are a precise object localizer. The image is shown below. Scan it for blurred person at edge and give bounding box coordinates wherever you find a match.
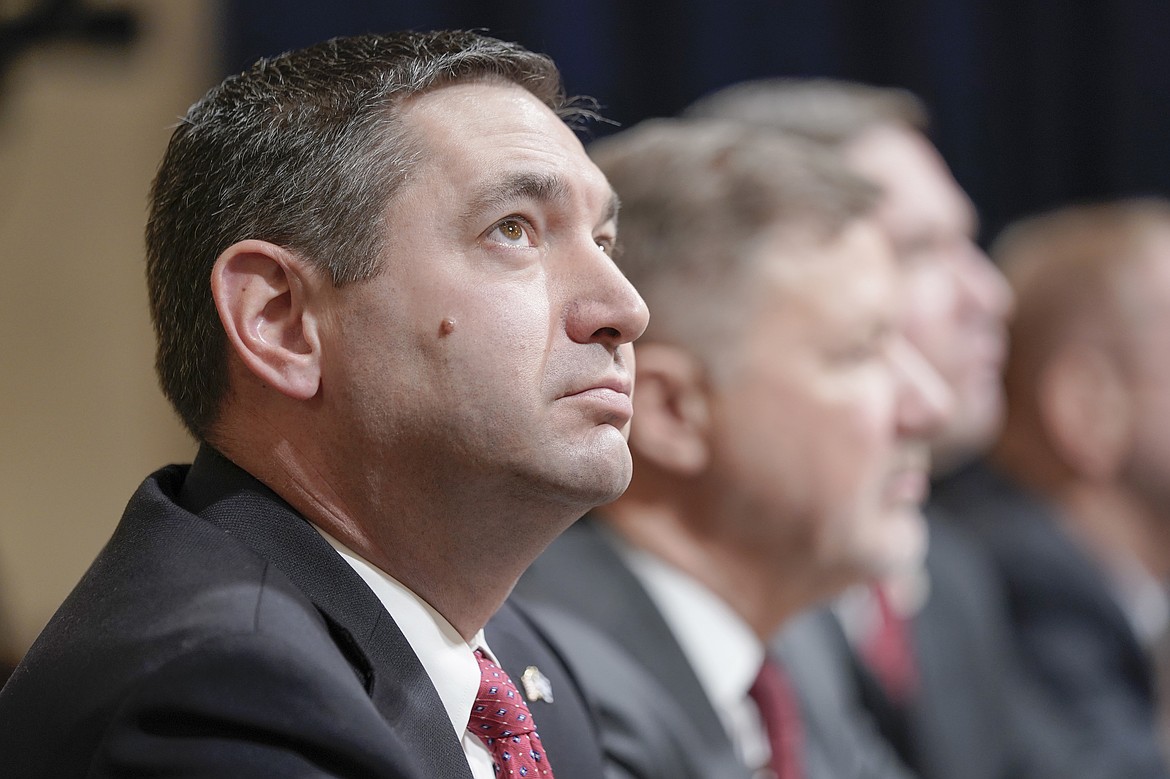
[515,118,948,779]
[686,80,1140,779]
[934,199,1170,776]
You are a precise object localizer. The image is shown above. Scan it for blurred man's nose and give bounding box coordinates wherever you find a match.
[958,243,1015,322]
[892,334,954,438]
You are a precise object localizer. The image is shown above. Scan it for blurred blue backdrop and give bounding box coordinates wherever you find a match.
[221,0,1170,244]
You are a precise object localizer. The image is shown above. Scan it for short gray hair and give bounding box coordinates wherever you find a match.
[683,78,928,147]
[591,118,879,365]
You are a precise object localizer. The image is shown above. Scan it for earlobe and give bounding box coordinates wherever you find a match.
[211,240,323,401]
[627,344,713,476]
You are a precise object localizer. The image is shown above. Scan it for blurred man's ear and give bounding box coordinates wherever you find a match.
[626,343,712,477]
[211,240,324,402]
[1040,343,1131,481]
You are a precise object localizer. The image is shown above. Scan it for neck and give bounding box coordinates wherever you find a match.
[1056,482,1170,582]
[993,420,1170,582]
[991,416,1068,496]
[214,420,583,641]
[603,493,836,640]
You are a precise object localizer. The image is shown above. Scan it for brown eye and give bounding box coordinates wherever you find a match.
[489,218,534,247]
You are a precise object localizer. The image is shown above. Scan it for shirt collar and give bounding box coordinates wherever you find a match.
[611,532,764,715]
[314,526,493,740]
[1101,548,1170,646]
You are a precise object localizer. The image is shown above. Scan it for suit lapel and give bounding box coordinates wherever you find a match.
[486,601,607,779]
[180,446,473,779]
[520,517,738,751]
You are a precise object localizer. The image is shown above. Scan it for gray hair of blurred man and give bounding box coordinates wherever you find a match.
[682,78,928,145]
[589,119,879,379]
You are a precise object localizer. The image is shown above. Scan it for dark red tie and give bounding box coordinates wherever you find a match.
[749,657,805,779]
[469,649,555,778]
[859,584,918,704]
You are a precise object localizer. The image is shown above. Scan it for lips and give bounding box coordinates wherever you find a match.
[558,376,634,423]
[886,444,931,505]
[886,467,929,506]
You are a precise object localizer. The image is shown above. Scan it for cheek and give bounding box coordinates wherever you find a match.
[430,281,554,386]
[901,266,959,363]
[804,379,903,554]
[815,399,914,572]
[1130,387,1170,467]
[821,397,896,501]
[725,377,894,516]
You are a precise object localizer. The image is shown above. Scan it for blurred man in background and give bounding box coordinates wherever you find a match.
[688,80,1011,476]
[517,118,948,779]
[686,79,1115,779]
[933,199,1170,775]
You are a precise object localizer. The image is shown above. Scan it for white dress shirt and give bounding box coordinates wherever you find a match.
[315,527,497,779]
[1101,548,1170,649]
[612,533,772,773]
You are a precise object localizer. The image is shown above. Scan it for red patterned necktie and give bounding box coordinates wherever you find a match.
[749,657,805,779]
[469,649,555,778]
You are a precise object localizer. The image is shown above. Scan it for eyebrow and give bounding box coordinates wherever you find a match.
[461,171,620,227]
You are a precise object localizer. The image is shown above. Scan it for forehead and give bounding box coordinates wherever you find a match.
[1124,227,1170,326]
[844,125,976,242]
[397,80,613,213]
[750,219,897,333]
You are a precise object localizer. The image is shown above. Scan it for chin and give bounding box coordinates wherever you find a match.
[946,390,1005,455]
[583,456,635,506]
[545,441,634,510]
[864,508,929,577]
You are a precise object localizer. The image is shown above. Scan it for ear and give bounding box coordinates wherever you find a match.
[627,342,713,476]
[1039,344,1132,481]
[210,240,323,401]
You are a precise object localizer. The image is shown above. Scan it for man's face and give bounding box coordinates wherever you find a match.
[845,125,1013,472]
[709,220,947,581]
[317,81,648,512]
[1120,234,1170,517]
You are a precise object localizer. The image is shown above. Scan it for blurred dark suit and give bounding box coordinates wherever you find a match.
[784,514,1142,779]
[867,518,1074,779]
[932,460,1170,778]
[775,610,915,779]
[517,515,915,779]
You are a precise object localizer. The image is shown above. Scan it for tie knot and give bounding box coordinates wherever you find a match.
[470,649,538,739]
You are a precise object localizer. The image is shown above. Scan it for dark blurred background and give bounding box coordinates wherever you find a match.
[220,0,1170,246]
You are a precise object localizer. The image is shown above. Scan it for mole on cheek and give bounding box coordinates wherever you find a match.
[439,317,457,337]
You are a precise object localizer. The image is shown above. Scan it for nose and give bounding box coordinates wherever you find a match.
[890,334,954,439]
[957,242,1015,322]
[564,244,650,350]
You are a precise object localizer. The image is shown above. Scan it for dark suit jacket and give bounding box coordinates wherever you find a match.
[774,611,916,779]
[820,517,1081,779]
[0,446,605,778]
[515,516,915,779]
[931,460,1170,779]
[517,600,729,779]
